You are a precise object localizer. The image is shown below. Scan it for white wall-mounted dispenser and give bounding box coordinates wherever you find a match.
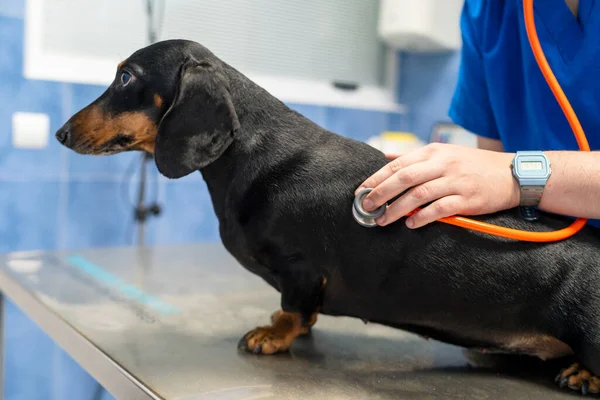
[378,0,463,52]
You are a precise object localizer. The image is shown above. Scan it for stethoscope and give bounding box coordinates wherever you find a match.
[353,188,386,228]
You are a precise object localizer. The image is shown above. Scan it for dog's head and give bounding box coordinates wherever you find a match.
[56,39,240,178]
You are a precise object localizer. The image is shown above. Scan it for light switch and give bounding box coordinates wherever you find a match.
[12,112,50,149]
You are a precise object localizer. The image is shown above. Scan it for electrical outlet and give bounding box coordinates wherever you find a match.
[12,112,50,149]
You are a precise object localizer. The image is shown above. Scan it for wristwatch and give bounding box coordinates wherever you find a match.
[511,151,552,207]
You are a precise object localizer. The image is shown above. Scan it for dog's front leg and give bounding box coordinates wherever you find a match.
[238,264,325,355]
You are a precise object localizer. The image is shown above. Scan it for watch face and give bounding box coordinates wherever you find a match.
[520,161,543,171]
[514,154,551,181]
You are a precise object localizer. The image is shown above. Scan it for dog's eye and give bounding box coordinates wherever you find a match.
[121,71,132,86]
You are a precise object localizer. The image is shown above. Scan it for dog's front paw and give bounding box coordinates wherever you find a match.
[556,363,600,395]
[238,310,317,355]
[238,326,293,355]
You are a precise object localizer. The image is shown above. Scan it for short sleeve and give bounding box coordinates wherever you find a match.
[448,0,500,140]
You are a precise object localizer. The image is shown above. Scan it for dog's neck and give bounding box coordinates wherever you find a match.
[198,66,297,218]
[198,143,239,216]
[199,65,325,221]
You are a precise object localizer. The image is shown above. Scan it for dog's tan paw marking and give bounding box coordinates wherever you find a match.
[270,309,284,324]
[237,325,293,355]
[556,363,600,395]
[238,310,317,354]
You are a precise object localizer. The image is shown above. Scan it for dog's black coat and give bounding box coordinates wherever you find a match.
[58,40,600,378]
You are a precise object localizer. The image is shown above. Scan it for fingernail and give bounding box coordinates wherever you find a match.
[376,215,385,225]
[363,199,373,211]
[406,218,415,228]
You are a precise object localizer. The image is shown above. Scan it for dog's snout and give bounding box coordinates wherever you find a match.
[55,124,71,145]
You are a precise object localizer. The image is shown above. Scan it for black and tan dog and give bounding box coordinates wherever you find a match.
[56,40,600,395]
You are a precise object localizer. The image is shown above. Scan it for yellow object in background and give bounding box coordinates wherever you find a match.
[366,131,426,154]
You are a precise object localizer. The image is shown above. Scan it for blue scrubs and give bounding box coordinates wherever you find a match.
[448,0,600,228]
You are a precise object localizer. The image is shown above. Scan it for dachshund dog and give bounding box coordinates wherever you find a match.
[57,40,600,396]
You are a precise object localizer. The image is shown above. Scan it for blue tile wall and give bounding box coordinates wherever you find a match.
[397,51,461,141]
[0,181,60,252]
[288,103,327,128]
[66,180,144,249]
[0,79,67,180]
[0,0,422,398]
[0,15,23,76]
[0,0,23,19]
[154,178,221,244]
[325,107,388,142]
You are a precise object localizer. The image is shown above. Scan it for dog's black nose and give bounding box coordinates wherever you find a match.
[55,124,70,145]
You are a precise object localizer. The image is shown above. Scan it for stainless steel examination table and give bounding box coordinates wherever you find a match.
[0,244,578,399]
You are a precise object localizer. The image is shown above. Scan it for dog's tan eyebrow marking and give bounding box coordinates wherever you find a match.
[154,94,164,108]
[117,60,125,69]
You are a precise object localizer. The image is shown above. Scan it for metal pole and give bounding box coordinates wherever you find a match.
[147,0,158,45]
[136,154,149,247]
[134,0,159,248]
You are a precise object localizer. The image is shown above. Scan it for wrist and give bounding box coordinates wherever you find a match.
[505,153,521,209]
[490,151,521,209]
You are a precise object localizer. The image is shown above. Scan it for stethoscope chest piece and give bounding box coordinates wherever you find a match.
[353,188,386,228]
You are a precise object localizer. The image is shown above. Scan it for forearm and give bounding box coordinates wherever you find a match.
[537,151,600,218]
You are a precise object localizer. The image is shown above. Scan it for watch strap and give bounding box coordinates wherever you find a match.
[519,185,545,207]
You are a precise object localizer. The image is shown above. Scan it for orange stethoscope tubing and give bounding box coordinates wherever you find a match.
[408,0,590,243]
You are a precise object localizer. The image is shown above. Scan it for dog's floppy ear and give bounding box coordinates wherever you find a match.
[155,58,240,179]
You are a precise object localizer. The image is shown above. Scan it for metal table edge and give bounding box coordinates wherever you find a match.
[0,266,162,400]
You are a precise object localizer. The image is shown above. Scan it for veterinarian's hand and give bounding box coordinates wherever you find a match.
[356,143,520,228]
